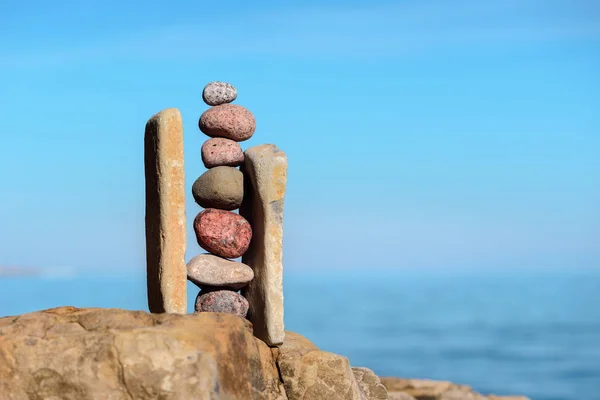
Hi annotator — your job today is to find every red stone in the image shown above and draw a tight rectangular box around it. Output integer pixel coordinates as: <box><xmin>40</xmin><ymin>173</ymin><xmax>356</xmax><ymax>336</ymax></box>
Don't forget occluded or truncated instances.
<box><xmin>198</xmin><ymin>104</ymin><xmax>256</xmax><ymax>142</ymax></box>
<box><xmin>193</xmin><ymin>209</ymin><xmax>252</xmax><ymax>258</ymax></box>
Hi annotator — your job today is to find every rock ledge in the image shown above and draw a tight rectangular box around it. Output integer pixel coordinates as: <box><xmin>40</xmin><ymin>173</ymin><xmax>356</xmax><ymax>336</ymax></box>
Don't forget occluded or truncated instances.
<box><xmin>0</xmin><ymin>307</ymin><xmax>530</xmax><ymax>400</ymax></box>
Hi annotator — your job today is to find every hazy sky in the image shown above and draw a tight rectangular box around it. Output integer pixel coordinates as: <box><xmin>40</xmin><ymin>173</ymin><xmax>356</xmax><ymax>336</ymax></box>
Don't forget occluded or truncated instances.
<box><xmin>1</xmin><ymin>0</ymin><xmax>598</xmax><ymax>273</ymax></box>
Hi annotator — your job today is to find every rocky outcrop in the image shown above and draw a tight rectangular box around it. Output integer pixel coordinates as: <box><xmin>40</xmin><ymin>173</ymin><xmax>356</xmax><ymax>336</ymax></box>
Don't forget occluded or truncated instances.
<box><xmin>0</xmin><ymin>307</ymin><xmax>530</xmax><ymax>400</ymax></box>
<box><xmin>0</xmin><ymin>307</ymin><xmax>285</xmax><ymax>400</ymax></box>
<box><xmin>353</xmin><ymin>368</ymin><xmax>389</xmax><ymax>400</ymax></box>
<box><xmin>380</xmin><ymin>378</ymin><xmax>530</xmax><ymax>400</ymax></box>
<box><xmin>276</xmin><ymin>332</ymin><xmax>368</xmax><ymax>400</ymax></box>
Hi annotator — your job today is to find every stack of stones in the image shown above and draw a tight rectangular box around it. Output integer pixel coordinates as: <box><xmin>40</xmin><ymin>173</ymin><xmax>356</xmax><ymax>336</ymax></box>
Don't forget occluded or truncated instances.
<box><xmin>187</xmin><ymin>82</ymin><xmax>256</xmax><ymax>318</ymax></box>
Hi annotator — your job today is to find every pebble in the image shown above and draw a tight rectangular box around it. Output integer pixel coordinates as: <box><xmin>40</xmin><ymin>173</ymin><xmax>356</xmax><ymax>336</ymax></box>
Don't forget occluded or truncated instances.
<box><xmin>195</xmin><ymin>290</ymin><xmax>249</xmax><ymax>317</ymax></box>
<box><xmin>201</xmin><ymin>138</ymin><xmax>244</xmax><ymax>168</ymax></box>
<box><xmin>202</xmin><ymin>82</ymin><xmax>237</xmax><ymax>106</ymax></box>
<box><xmin>187</xmin><ymin>254</ymin><xmax>254</xmax><ymax>290</ymax></box>
<box><xmin>192</xmin><ymin>166</ymin><xmax>243</xmax><ymax>210</ymax></box>
<box><xmin>193</xmin><ymin>209</ymin><xmax>252</xmax><ymax>259</ymax></box>
<box><xmin>199</xmin><ymin>104</ymin><xmax>256</xmax><ymax>142</ymax></box>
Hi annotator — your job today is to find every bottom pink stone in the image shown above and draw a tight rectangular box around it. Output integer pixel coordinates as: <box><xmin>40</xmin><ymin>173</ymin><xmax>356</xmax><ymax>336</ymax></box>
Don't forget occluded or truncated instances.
<box><xmin>194</xmin><ymin>290</ymin><xmax>249</xmax><ymax>317</ymax></box>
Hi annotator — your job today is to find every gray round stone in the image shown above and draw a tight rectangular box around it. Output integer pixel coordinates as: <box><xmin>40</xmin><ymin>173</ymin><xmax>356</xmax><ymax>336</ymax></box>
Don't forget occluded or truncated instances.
<box><xmin>195</xmin><ymin>289</ymin><xmax>249</xmax><ymax>317</ymax></box>
<box><xmin>187</xmin><ymin>254</ymin><xmax>254</xmax><ymax>290</ymax></box>
<box><xmin>202</xmin><ymin>82</ymin><xmax>237</xmax><ymax>106</ymax></box>
<box><xmin>192</xmin><ymin>166</ymin><xmax>243</xmax><ymax>210</ymax></box>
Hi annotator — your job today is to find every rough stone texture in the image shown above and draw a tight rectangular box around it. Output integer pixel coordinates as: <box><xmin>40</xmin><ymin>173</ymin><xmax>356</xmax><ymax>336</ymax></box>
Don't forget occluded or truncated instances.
<box><xmin>199</xmin><ymin>104</ymin><xmax>256</xmax><ymax>142</ymax></box>
<box><xmin>0</xmin><ymin>307</ymin><xmax>287</xmax><ymax>400</ymax></box>
<box><xmin>203</xmin><ymin>81</ymin><xmax>237</xmax><ymax>106</ymax></box>
<box><xmin>380</xmin><ymin>378</ymin><xmax>531</xmax><ymax>400</ymax></box>
<box><xmin>0</xmin><ymin>309</ymin><xmax>530</xmax><ymax>400</ymax></box>
<box><xmin>281</xmin><ymin>331</ymin><xmax>319</xmax><ymax>351</ymax></box>
<box><xmin>276</xmin><ymin>331</ymin><xmax>365</xmax><ymax>400</ymax></box>
<box><xmin>352</xmin><ymin>368</ymin><xmax>388</xmax><ymax>400</ymax></box>
<box><xmin>241</xmin><ymin>144</ymin><xmax>288</xmax><ymax>347</ymax></box>
<box><xmin>202</xmin><ymin>137</ymin><xmax>244</xmax><ymax>168</ymax></box>
<box><xmin>388</xmin><ymin>393</ymin><xmax>417</xmax><ymax>400</ymax></box>
<box><xmin>192</xmin><ymin>166</ymin><xmax>244</xmax><ymax>210</ymax></box>
<box><xmin>144</xmin><ymin>108</ymin><xmax>186</xmax><ymax>314</ymax></box>
<box><xmin>187</xmin><ymin>253</ymin><xmax>254</xmax><ymax>290</ymax></box>
<box><xmin>194</xmin><ymin>208</ymin><xmax>252</xmax><ymax>259</ymax></box>
<box><xmin>486</xmin><ymin>397</ymin><xmax>530</xmax><ymax>400</ymax></box>
<box><xmin>195</xmin><ymin>290</ymin><xmax>250</xmax><ymax>317</ymax></box>
<box><xmin>380</xmin><ymin>378</ymin><xmax>471</xmax><ymax>399</ymax></box>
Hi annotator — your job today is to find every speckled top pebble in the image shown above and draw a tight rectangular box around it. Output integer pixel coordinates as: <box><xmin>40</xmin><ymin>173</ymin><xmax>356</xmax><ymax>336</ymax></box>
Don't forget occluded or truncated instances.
<box><xmin>202</xmin><ymin>82</ymin><xmax>237</xmax><ymax>106</ymax></box>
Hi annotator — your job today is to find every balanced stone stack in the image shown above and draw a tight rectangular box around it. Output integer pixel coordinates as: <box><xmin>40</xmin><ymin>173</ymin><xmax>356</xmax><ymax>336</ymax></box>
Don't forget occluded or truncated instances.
<box><xmin>187</xmin><ymin>82</ymin><xmax>256</xmax><ymax>317</ymax></box>
<box><xmin>144</xmin><ymin>81</ymin><xmax>288</xmax><ymax>346</ymax></box>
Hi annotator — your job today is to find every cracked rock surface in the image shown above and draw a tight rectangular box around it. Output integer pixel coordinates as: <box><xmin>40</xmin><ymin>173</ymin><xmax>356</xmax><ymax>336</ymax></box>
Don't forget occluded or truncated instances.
<box><xmin>0</xmin><ymin>307</ymin><xmax>530</xmax><ymax>400</ymax></box>
<box><xmin>275</xmin><ymin>332</ymin><xmax>370</xmax><ymax>400</ymax></box>
<box><xmin>379</xmin><ymin>378</ymin><xmax>531</xmax><ymax>400</ymax></box>
<box><xmin>0</xmin><ymin>307</ymin><xmax>285</xmax><ymax>400</ymax></box>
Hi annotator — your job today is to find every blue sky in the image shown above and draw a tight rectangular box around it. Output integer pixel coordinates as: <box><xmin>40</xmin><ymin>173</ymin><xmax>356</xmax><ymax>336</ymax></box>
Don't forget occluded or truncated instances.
<box><xmin>0</xmin><ymin>0</ymin><xmax>598</xmax><ymax>273</ymax></box>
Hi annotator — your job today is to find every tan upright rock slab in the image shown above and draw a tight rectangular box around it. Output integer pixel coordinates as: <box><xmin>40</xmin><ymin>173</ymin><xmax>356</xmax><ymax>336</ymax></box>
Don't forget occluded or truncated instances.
<box><xmin>144</xmin><ymin>108</ymin><xmax>187</xmax><ymax>314</ymax></box>
<box><xmin>241</xmin><ymin>144</ymin><xmax>288</xmax><ymax>346</ymax></box>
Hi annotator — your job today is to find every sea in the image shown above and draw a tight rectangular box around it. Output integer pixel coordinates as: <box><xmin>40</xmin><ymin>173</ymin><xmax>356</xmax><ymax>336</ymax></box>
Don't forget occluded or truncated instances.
<box><xmin>1</xmin><ymin>268</ymin><xmax>598</xmax><ymax>400</ymax></box>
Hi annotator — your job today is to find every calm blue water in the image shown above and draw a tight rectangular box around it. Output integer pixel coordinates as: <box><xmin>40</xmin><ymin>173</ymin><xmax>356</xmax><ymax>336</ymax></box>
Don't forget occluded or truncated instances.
<box><xmin>1</xmin><ymin>269</ymin><xmax>598</xmax><ymax>400</ymax></box>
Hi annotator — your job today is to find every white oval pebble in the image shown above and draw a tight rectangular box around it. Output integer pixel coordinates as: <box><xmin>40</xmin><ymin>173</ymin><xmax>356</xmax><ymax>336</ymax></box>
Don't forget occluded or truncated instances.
<box><xmin>202</xmin><ymin>82</ymin><xmax>237</xmax><ymax>106</ymax></box>
<box><xmin>187</xmin><ymin>253</ymin><xmax>254</xmax><ymax>290</ymax></box>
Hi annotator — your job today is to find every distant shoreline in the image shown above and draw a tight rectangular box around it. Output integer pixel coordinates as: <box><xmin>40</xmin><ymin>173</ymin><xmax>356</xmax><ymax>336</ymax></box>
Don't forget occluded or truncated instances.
<box><xmin>0</xmin><ymin>267</ymin><xmax>41</xmax><ymax>277</ymax></box>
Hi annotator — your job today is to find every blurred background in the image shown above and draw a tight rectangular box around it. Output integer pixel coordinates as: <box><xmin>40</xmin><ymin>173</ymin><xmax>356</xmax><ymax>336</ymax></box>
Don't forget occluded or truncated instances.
<box><xmin>1</xmin><ymin>1</ymin><xmax>598</xmax><ymax>399</ymax></box>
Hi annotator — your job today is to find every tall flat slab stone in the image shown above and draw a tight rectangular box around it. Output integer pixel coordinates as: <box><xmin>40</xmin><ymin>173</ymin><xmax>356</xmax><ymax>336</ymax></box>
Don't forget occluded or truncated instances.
<box><xmin>241</xmin><ymin>144</ymin><xmax>287</xmax><ymax>346</ymax></box>
<box><xmin>144</xmin><ymin>108</ymin><xmax>187</xmax><ymax>314</ymax></box>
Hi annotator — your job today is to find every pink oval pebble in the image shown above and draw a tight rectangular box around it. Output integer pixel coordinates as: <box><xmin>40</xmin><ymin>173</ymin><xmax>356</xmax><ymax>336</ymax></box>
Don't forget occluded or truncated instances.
<box><xmin>199</xmin><ymin>104</ymin><xmax>256</xmax><ymax>142</ymax></box>
<box><xmin>195</xmin><ymin>290</ymin><xmax>249</xmax><ymax>317</ymax></box>
<box><xmin>201</xmin><ymin>138</ymin><xmax>244</xmax><ymax>168</ymax></box>
<box><xmin>193</xmin><ymin>209</ymin><xmax>252</xmax><ymax>259</ymax></box>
